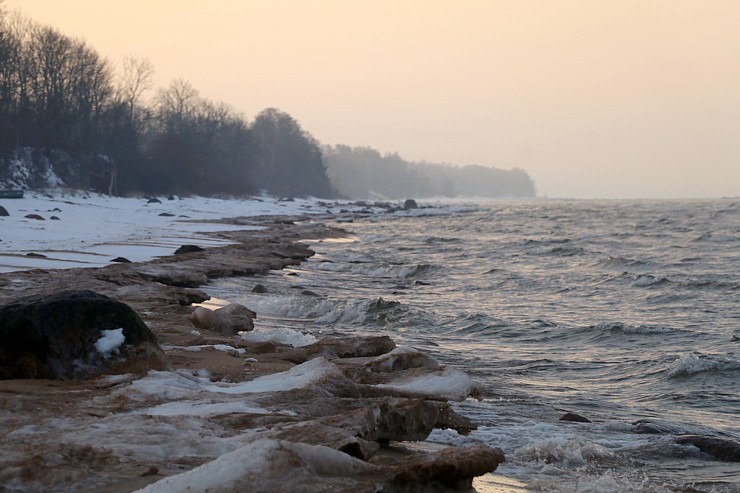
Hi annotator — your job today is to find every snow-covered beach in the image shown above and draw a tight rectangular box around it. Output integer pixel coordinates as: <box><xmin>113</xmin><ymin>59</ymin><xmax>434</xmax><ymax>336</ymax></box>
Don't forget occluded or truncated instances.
<box><xmin>0</xmin><ymin>192</ymin><xmax>503</xmax><ymax>492</ymax></box>
<box><xmin>0</xmin><ymin>192</ymin><xmax>334</xmax><ymax>272</ymax></box>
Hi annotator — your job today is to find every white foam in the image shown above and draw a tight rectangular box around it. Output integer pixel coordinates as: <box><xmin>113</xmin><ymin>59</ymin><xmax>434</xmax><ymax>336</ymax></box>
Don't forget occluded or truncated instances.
<box><xmin>667</xmin><ymin>352</ymin><xmax>740</xmax><ymax>378</ymax></box>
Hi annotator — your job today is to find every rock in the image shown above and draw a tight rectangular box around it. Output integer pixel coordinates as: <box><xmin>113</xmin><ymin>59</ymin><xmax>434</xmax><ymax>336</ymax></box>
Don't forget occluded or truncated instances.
<box><xmin>24</xmin><ymin>213</ymin><xmax>45</xmax><ymax>220</ymax></box>
<box><xmin>174</xmin><ymin>244</ymin><xmax>205</xmax><ymax>255</ymax></box>
<box><xmin>403</xmin><ymin>199</ymin><xmax>418</xmax><ymax>210</ymax></box>
<box><xmin>559</xmin><ymin>412</ymin><xmax>592</xmax><ymax>423</ymax></box>
<box><xmin>252</xmin><ymin>284</ymin><xmax>268</xmax><ymax>293</ymax></box>
<box><xmin>134</xmin><ymin>438</ymin><xmax>504</xmax><ymax>493</ymax></box>
<box><xmin>367</xmin><ymin>346</ymin><xmax>440</xmax><ymax>373</ymax></box>
<box><xmin>25</xmin><ymin>252</ymin><xmax>47</xmax><ymax>258</ymax></box>
<box><xmin>0</xmin><ymin>205</ymin><xmax>9</xmax><ymax>216</ymax></box>
<box><xmin>158</xmin><ymin>212</ymin><xmax>175</xmax><ymax>217</ymax></box>
<box><xmin>50</xmin><ymin>215</ymin><xmax>60</xmax><ymax>220</ymax></box>
<box><xmin>676</xmin><ymin>435</ymin><xmax>740</xmax><ymax>462</ymax></box>
<box><xmin>390</xmin><ymin>443</ymin><xmax>505</xmax><ymax>490</ymax></box>
<box><xmin>187</xmin><ymin>303</ymin><xmax>256</xmax><ymax>335</ymax></box>
<box><xmin>146</xmin><ymin>197</ymin><xmax>161</xmax><ymax>204</ymax></box>
<box><xmin>277</xmin><ymin>336</ymin><xmax>397</xmax><ymax>364</ymax></box>
<box><xmin>0</xmin><ymin>290</ymin><xmax>169</xmax><ymax>379</ymax></box>
<box><xmin>111</xmin><ymin>256</ymin><xmax>132</xmax><ymax>263</ymax></box>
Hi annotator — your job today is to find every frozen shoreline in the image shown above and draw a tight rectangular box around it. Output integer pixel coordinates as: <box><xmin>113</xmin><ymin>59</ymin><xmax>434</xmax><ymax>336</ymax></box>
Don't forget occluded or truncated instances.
<box><xmin>0</xmin><ymin>193</ymin><xmax>506</xmax><ymax>492</ymax></box>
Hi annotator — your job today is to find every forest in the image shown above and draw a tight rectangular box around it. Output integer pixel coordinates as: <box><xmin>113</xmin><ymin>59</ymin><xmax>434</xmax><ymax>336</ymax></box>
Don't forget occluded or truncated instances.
<box><xmin>0</xmin><ymin>4</ymin><xmax>535</xmax><ymax>199</ymax></box>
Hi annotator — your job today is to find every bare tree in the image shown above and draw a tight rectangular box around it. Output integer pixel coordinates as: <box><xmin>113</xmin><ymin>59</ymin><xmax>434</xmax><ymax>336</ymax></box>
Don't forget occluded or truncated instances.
<box><xmin>116</xmin><ymin>55</ymin><xmax>153</xmax><ymax>121</ymax></box>
<box><xmin>154</xmin><ymin>79</ymin><xmax>199</xmax><ymax>134</ymax></box>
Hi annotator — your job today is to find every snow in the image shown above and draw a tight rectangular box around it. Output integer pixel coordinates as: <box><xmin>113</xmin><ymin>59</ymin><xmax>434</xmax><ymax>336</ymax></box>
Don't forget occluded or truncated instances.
<box><xmin>94</xmin><ymin>328</ymin><xmax>125</xmax><ymax>356</ymax></box>
<box><xmin>0</xmin><ymin>192</ymin><xmax>329</xmax><ymax>273</ymax></box>
<box><xmin>0</xmin><ymin>191</ymin><xmax>479</xmax><ymax>273</ymax></box>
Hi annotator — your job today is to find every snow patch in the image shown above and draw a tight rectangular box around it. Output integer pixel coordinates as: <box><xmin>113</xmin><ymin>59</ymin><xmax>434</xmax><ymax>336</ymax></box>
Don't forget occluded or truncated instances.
<box><xmin>95</xmin><ymin>328</ymin><xmax>125</xmax><ymax>356</ymax></box>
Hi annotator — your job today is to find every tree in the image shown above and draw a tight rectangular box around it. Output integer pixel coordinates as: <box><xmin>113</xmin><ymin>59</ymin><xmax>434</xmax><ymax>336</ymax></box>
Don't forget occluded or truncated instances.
<box><xmin>116</xmin><ymin>55</ymin><xmax>153</xmax><ymax>122</ymax></box>
<box><xmin>251</xmin><ymin>108</ymin><xmax>333</xmax><ymax>197</ymax></box>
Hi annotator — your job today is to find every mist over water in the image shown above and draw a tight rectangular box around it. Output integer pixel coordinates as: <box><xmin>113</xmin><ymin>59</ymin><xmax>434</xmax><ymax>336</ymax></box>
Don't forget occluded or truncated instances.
<box><xmin>209</xmin><ymin>199</ymin><xmax>740</xmax><ymax>492</ymax></box>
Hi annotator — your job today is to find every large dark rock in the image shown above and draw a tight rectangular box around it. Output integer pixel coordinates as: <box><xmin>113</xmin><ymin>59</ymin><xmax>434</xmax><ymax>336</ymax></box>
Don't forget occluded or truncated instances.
<box><xmin>0</xmin><ymin>290</ymin><xmax>169</xmax><ymax>379</ymax></box>
<box><xmin>0</xmin><ymin>205</ymin><xmax>9</xmax><ymax>216</ymax></box>
<box><xmin>390</xmin><ymin>443</ymin><xmax>505</xmax><ymax>490</ymax></box>
<box><xmin>403</xmin><ymin>199</ymin><xmax>418</xmax><ymax>210</ymax></box>
<box><xmin>559</xmin><ymin>412</ymin><xmax>592</xmax><ymax>423</ymax></box>
<box><xmin>676</xmin><ymin>435</ymin><xmax>740</xmax><ymax>462</ymax></box>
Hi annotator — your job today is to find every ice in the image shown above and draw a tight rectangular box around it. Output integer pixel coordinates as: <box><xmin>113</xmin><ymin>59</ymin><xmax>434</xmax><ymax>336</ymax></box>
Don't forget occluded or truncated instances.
<box><xmin>375</xmin><ymin>366</ymin><xmax>479</xmax><ymax>401</ymax></box>
<box><xmin>240</xmin><ymin>326</ymin><xmax>318</xmax><ymax>347</ymax></box>
<box><xmin>133</xmin><ymin>438</ymin><xmax>376</xmax><ymax>493</ymax></box>
<box><xmin>135</xmin><ymin>400</ymin><xmax>269</xmax><ymax>417</ymax></box>
<box><xmin>127</xmin><ymin>357</ymin><xmax>340</xmax><ymax>399</ymax></box>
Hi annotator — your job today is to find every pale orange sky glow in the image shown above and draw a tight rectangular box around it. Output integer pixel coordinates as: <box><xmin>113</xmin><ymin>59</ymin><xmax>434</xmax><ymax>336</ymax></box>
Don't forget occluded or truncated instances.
<box><xmin>5</xmin><ymin>0</ymin><xmax>740</xmax><ymax>198</ymax></box>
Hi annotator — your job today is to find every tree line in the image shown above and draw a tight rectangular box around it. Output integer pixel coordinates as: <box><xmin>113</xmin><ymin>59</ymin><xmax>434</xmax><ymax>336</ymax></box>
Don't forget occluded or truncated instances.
<box><xmin>0</xmin><ymin>6</ymin><xmax>333</xmax><ymax>197</ymax></box>
<box><xmin>324</xmin><ymin>145</ymin><xmax>535</xmax><ymax>199</ymax></box>
<box><xmin>0</xmin><ymin>4</ymin><xmax>535</xmax><ymax>199</ymax></box>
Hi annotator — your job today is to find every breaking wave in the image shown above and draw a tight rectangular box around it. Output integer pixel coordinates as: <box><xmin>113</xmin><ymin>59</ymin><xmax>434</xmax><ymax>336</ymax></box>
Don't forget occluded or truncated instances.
<box><xmin>666</xmin><ymin>352</ymin><xmax>740</xmax><ymax>379</ymax></box>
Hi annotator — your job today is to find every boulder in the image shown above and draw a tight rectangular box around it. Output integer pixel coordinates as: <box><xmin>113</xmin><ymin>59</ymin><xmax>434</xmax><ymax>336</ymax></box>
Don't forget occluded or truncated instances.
<box><xmin>174</xmin><ymin>244</ymin><xmax>205</xmax><ymax>255</ymax></box>
<box><xmin>24</xmin><ymin>213</ymin><xmax>45</xmax><ymax>220</ymax></box>
<box><xmin>559</xmin><ymin>412</ymin><xmax>592</xmax><ymax>423</ymax></box>
<box><xmin>403</xmin><ymin>199</ymin><xmax>418</xmax><ymax>210</ymax></box>
<box><xmin>0</xmin><ymin>290</ymin><xmax>168</xmax><ymax>380</ymax></box>
<box><xmin>187</xmin><ymin>303</ymin><xmax>256</xmax><ymax>335</ymax></box>
<box><xmin>367</xmin><ymin>346</ymin><xmax>440</xmax><ymax>373</ymax></box>
<box><xmin>252</xmin><ymin>284</ymin><xmax>268</xmax><ymax>293</ymax></box>
<box><xmin>676</xmin><ymin>435</ymin><xmax>740</xmax><ymax>462</ymax></box>
<box><xmin>390</xmin><ymin>443</ymin><xmax>505</xmax><ymax>490</ymax></box>
<box><xmin>0</xmin><ymin>205</ymin><xmax>9</xmax><ymax>216</ymax></box>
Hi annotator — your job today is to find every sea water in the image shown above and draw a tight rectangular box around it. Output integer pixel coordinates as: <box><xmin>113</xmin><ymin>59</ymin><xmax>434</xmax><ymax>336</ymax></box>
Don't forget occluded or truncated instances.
<box><xmin>209</xmin><ymin>199</ymin><xmax>739</xmax><ymax>492</ymax></box>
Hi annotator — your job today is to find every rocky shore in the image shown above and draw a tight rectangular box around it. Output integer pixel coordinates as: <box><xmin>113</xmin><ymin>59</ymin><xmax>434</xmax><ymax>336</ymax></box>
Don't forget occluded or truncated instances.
<box><xmin>0</xmin><ymin>214</ymin><xmax>505</xmax><ymax>492</ymax></box>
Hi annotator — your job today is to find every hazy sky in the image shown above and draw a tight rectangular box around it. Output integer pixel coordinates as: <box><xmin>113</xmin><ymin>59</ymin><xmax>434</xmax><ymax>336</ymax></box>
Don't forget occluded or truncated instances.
<box><xmin>6</xmin><ymin>0</ymin><xmax>740</xmax><ymax>198</ymax></box>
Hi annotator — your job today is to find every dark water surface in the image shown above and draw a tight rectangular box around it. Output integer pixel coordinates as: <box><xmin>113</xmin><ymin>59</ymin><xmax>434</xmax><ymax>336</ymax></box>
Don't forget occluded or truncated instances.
<box><xmin>211</xmin><ymin>199</ymin><xmax>739</xmax><ymax>492</ymax></box>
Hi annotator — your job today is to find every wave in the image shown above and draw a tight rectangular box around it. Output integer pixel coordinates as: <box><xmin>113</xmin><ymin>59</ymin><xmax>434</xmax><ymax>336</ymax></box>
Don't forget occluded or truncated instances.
<box><xmin>666</xmin><ymin>352</ymin><xmax>740</xmax><ymax>379</ymax></box>
<box><xmin>310</xmin><ymin>297</ymin><xmax>411</xmax><ymax>326</ymax></box>
<box><xmin>631</xmin><ymin>274</ymin><xmax>672</xmax><ymax>287</ymax></box>
<box><xmin>311</xmin><ymin>260</ymin><xmax>434</xmax><ymax>279</ymax></box>
<box><xmin>448</xmin><ymin>313</ymin><xmax>512</xmax><ymax>336</ymax></box>
<box><xmin>590</xmin><ymin>322</ymin><xmax>684</xmax><ymax>336</ymax></box>
<box><xmin>595</xmin><ymin>255</ymin><xmax>652</xmax><ymax>270</ymax></box>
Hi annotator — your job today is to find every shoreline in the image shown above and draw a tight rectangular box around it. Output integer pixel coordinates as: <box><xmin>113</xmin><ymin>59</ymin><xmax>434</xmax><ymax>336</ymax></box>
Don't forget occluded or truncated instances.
<box><xmin>0</xmin><ymin>210</ymin><xmax>506</xmax><ymax>492</ymax></box>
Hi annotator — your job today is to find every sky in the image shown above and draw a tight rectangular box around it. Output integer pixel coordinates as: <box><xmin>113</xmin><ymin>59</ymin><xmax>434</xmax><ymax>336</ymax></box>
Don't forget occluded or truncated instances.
<box><xmin>5</xmin><ymin>0</ymin><xmax>740</xmax><ymax>199</ymax></box>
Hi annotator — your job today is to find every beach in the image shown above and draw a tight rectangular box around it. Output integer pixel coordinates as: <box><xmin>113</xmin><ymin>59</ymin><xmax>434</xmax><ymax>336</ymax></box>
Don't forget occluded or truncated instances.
<box><xmin>0</xmin><ymin>193</ymin><xmax>503</xmax><ymax>492</ymax></box>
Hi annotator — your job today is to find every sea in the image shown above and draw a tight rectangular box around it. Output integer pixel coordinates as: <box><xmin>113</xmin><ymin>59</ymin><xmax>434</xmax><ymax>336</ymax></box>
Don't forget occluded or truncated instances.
<box><xmin>208</xmin><ymin>198</ymin><xmax>739</xmax><ymax>493</ymax></box>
